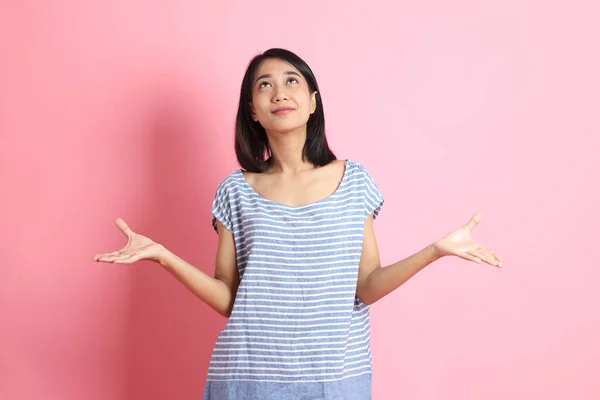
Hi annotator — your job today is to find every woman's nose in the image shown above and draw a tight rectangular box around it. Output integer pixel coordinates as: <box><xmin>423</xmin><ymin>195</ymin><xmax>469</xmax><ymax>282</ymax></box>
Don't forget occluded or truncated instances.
<box><xmin>272</xmin><ymin>86</ymin><xmax>288</xmax><ymax>102</ymax></box>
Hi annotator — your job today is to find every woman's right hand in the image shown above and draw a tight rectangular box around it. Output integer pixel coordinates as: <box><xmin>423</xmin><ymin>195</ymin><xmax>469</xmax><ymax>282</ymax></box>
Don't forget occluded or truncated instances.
<box><xmin>93</xmin><ymin>218</ymin><xmax>166</xmax><ymax>264</ymax></box>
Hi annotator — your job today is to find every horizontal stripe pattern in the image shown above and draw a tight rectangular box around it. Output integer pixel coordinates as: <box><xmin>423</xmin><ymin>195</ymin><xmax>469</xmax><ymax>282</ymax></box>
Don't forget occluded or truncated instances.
<box><xmin>204</xmin><ymin>159</ymin><xmax>384</xmax><ymax>399</ymax></box>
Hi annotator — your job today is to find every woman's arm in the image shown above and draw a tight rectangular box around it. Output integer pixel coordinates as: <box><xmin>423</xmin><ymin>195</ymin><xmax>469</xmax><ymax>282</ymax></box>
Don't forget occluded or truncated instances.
<box><xmin>159</xmin><ymin>219</ymin><xmax>239</xmax><ymax>317</ymax></box>
<box><xmin>93</xmin><ymin>217</ymin><xmax>239</xmax><ymax>318</ymax></box>
<box><xmin>356</xmin><ymin>214</ymin><xmax>439</xmax><ymax>305</ymax></box>
<box><xmin>356</xmin><ymin>212</ymin><xmax>502</xmax><ymax>305</ymax></box>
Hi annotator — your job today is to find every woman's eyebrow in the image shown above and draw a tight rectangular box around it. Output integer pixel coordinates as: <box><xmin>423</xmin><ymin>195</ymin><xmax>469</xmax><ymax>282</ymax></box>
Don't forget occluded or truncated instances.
<box><xmin>254</xmin><ymin>71</ymin><xmax>301</xmax><ymax>84</ymax></box>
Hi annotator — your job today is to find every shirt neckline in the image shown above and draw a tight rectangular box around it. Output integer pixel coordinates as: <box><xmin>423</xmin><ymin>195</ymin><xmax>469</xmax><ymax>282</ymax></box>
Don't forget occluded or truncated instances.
<box><xmin>237</xmin><ymin>159</ymin><xmax>351</xmax><ymax>210</ymax></box>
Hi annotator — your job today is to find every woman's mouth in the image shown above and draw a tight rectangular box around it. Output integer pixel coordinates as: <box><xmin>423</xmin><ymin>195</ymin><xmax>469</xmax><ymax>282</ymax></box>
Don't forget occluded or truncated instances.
<box><xmin>272</xmin><ymin>107</ymin><xmax>294</xmax><ymax>115</ymax></box>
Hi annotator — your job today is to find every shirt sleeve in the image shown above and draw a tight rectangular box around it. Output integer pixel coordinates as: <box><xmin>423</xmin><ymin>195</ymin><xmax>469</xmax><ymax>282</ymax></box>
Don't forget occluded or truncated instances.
<box><xmin>211</xmin><ymin>177</ymin><xmax>234</xmax><ymax>234</ymax></box>
<box><xmin>361</xmin><ymin>164</ymin><xmax>385</xmax><ymax>220</ymax></box>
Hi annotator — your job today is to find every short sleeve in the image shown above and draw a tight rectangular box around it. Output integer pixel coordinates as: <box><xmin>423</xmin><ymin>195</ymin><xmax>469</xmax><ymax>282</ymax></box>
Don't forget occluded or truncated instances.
<box><xmin>361</xmin><ymin>164</ymin><xmax>385</xmax><ymax>220</ymax></box>
<box><xmin>211</xmin><ymin>177</ymin><xmax>234</xmax><ymax>234</ymax></box>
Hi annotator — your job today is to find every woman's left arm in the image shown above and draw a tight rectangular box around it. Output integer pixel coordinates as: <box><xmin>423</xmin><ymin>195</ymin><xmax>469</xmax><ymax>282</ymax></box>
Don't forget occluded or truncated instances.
<box><xmin>356</xmin><ymin>211</ymin><xmax>502</xmax><ymax>305</ymax></box>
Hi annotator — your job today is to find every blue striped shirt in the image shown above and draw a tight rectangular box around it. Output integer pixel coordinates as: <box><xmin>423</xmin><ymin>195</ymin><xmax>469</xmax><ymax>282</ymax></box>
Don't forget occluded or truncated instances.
<box><xmin>203</xmin><ymin>159</ymin><xmax>384</xmax><ymax>400</ymax></box>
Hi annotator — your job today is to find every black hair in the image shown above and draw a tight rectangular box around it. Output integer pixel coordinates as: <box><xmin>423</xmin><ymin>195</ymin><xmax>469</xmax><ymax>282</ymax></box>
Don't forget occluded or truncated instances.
<box><xmin>234</xmin><ymin>48</ymin><xmax>336</xmax><ymax>172</ymax></box>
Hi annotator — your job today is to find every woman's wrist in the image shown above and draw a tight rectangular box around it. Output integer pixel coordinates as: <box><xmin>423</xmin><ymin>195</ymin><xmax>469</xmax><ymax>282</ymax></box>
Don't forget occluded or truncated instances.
<box><xmin>428</xmin><ymin>242</ymin><xmax>445</xmax><ymax>261</ymax></box>
<box><xmin>156</xmin><ymin>245</ymin><xmax>171</xmax><ymax>267</ymax></box>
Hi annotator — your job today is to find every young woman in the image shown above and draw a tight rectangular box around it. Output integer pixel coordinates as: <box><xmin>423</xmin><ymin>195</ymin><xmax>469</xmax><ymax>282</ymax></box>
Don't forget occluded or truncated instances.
<box><xmin>93</xmin><ymin>48</ymin><xmax>502</xmax><ymax>399</ymax></box>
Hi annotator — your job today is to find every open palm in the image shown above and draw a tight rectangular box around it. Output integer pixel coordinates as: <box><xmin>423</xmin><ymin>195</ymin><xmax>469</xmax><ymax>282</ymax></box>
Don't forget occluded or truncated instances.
<box><xmin>433</xmin><ymin>211</ymin><xmax>503</xmax><ymax>268</ymax></box>
<box><xmin>92</xmin><ymin>218</ymin><xmax>165</xmax><ymax>264</ymax></box>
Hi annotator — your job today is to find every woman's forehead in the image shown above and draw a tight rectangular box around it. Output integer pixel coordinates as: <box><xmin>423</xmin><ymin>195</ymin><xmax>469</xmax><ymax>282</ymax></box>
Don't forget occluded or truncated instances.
<box><xmin>255</xmin><ymin>58</ymin><xmax>300</xmax><ymax>77</ymax></box>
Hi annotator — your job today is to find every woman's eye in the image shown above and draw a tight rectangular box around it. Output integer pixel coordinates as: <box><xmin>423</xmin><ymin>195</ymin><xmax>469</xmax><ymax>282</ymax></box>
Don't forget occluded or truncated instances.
<box><xmin>258</xmin><ymin>78</ymin><xmax>297</xmax><ymax>89</ymax></box>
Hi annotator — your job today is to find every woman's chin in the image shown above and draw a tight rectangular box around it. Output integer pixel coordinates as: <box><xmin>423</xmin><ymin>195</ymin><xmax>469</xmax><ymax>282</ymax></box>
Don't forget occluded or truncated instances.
<box><xmin>264</xmin><ymin>125</ymin><xmax>302</xmax><ymax>135</ymax></box>
<box><xmin>263</xmin><ymin>118</ymin><xmax>309</xmax><ymax>135</ymax></box>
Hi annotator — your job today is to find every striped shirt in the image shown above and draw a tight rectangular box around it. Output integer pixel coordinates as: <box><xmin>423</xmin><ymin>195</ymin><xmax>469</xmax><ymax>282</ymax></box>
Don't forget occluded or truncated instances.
<box><xmin>203</xmin><ymin>159</ymin><xmax>384</xmax><ymax>400</ymax></box>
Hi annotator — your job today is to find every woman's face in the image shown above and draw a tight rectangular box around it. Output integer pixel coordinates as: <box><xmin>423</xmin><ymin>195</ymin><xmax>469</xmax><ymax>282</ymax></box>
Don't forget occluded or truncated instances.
<box><xmin>250</xmin><ymin>58</ymin><xmax>317</xmax><ymax>134</ymax></box>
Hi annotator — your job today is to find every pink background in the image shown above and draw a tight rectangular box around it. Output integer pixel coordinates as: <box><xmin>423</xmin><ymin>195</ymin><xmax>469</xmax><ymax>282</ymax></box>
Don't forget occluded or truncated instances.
<box><xmin>2</xmin><ymin>0</ymin><xmax>599</xmax><ymax>399</ymax></box>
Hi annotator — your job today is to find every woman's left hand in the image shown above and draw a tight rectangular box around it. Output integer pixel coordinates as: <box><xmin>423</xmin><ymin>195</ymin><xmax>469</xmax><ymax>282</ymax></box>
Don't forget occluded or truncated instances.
<box><xmin>432</xmin><ymin>211</ymin><xmax>503</xmax><ymax>268</ymax></box>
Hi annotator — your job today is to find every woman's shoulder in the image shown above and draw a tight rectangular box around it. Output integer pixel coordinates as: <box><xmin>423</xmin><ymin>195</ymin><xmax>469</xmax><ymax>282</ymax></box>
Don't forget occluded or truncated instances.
<box><xmin>213</xmin><ymin>168</ymin><xmax>244</xmax><ymax>194</ymax></box>
<box><xmin>345</xmin><ymin>159</ymin><xmax>383</xmax><ymax>191</ymax></box>
<box><xmin>345</xmin><ymin>158</ymin><xmax>371</xmax><ymax>176</ymax></box>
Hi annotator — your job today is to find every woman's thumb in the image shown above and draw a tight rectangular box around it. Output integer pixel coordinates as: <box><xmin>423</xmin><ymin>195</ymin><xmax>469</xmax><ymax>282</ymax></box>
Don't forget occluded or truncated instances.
<box><xmin>115</xmin><ymin>218</ymin><xmax>133</xmax><ymax>238</ymax></box>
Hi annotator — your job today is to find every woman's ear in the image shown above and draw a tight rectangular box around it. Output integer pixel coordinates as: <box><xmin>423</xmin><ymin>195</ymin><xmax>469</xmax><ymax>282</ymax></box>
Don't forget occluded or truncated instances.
<box><xmin>310</xmin><ymin>91</ymin><xmax>317</xmax><ymax>114</ymax></box>
<box><xmin>249</xmin><ymin>103</ymin><xmax>258</xmax><ymax>121</ymax></box>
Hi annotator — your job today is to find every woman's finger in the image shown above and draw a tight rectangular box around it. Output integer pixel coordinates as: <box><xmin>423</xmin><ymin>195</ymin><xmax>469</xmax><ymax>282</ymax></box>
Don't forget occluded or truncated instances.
<box><xmin>487</xmin><ymin>248</ymin><xmax>503</xmax><ymax>264</ymax></box>
<box><xmin>471</xmin><ymin>248</ymin><xmax>500</xmax><ymax>267</ymax></box>
<box><xmin>97</xmin><ymin>250</ymin><xmax>131</xmax><ymax>263</ymax></box>
<box><xmin>116</xmin><ymin>218</ymin><xmax>134</xmax><ymax>239</ymax></box>
<box><xmin>464</xmin><ymin>211</ymin><xmax>483</xmax><ymax>231</ymax></box>
<box><xmin>462</xmin><ymin>252</ymin><xmax>482</xmax><ymax>264</ymax></box>
<box><xmin>93</xmin><ymin>253</ymin><xmax>114</xmax><ymax>262</ymax></box>
<box><xmin>93</xmin><ymin>249</ymin><xmax>124</xmax><ymax>262</ymax></box>
<box><xmin>114</xmin><ymin>252</ymin><xmax>141</xmax><ymax>264</ymax></box>
<box><xmin>476</xmin><ymin>245</ymin><xmax>503</xmax><ymax>267</ymax></box>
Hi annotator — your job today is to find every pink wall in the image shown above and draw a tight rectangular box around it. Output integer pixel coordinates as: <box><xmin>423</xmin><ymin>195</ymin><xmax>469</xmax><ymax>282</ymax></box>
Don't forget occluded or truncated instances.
<box><xmin>2</xmin><ymin>0</ymin><xmax>599</xmax><ymax>399</ymax></box>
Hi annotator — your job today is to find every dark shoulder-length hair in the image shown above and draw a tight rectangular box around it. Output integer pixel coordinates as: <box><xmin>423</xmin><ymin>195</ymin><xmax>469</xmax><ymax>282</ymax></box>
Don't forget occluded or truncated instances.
<box><xmin>234</xmin><ymin>48</ymin><xmax>336</xmax><ymax>173</ymax></box>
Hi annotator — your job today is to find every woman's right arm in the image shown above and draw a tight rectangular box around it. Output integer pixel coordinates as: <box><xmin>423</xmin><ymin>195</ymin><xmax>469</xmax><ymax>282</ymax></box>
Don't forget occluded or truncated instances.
<box><xmin>159</xmin><ymin>218</ymin><xmax>239</xmax><ymax>318</ymax></box>
<box><xmin>94</xmin><ymin>217</ymin><xmax>239</xmax><ymax>317</ymax></box>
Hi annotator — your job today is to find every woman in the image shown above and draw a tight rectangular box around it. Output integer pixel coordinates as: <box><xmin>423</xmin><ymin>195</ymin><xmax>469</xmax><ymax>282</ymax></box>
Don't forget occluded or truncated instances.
<box><xmin>93</xmin><ymin>48</ymin><xmax>502</xmax><ymax>399</ymax></box>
